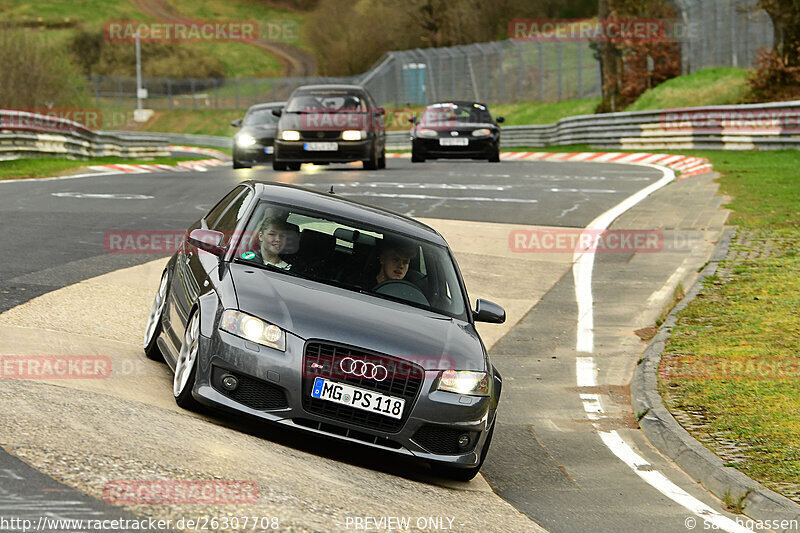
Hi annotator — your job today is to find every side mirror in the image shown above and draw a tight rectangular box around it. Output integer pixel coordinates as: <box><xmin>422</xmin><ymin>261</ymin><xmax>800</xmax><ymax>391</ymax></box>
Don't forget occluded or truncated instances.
<box><xmin>188</xmin><ymin>229</ymin><xmax>225</xmax><ymax>256</ymax></box>
<box><xmin>231</xmin><ymin>119</ymin><xmax>242</xmax><ymax>128</ymax></box>
<box><xmin>271</xmin><ymin>108</ymin><xmax>283</xmax><ymax>117</ymax></box>
<box><xmin>496</xmin><ymin>116</ymin><xmax>505</xmax><ymax>124</ymax></box>
<box><xmin>473</xmin><ymin>299</ymin><xmax>505</xmax><ymax>324</ymax></box>
<box><xmin>408</xmin><ymin>116</ymin><xmax>417</xmax><ymax>124</ymax></box>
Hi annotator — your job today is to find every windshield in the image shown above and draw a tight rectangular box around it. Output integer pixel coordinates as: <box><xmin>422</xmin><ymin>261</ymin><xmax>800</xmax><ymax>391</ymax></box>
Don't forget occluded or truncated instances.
<box><xmin>286</xmin><ymin>91</ymin><xmax>367</xmax><ymax>113</ymax></box>
<box><xmin>421</xmin><ymin>103</ymin><xmax>493</xmax><ymax>125</ymax></box>
<box><xmin>233</xmin><ymin>200</ymin><xmax>468</xmax><ymax>320</ymax></box>
<box><xmin>243</xmin><ymin>109</ymin><xmax>280</xmax><ymax>126</ymax></box>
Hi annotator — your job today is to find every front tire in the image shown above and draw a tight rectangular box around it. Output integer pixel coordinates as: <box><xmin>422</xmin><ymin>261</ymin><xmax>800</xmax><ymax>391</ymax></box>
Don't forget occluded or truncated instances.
<box><xmin>287</xmin><ymin>162</ymin><xmax>302</xmax><ymax>171</ymax></box>
<box><xmin>363</xmin><ymin>142</ymin><xmax>379</xmax><ymax>170</ymax></box>
<box><xmin>272</xmin><ymin>160</ymin><xmax>287</xmax><ymax>171</ymax></box>
<box><xmin>173</xmin><ymin>311</ymin><xmax>201</xmax><ymax>411</ymax></box>
<box><xmin>232</xmin><ymin>159</ymin><xmax>251</xmax><ymax>169</ymax></box>
<box><xmin>143</xmin><ymin>270</ymin><xmax>169</xmax><ymax>362</ymax></box>
<box><xmin>378</xmin><ymin>147</ymin><xmax>386</xmax><ymax>169</ymax></box>
<box><xmin>411</xmin><ymin>149</ymin><xmax>425</xmax><ymax>163</ymax></box>
<box><xmin>488</xmin><ymin>150</ymin><xmax>500</xmax><ymax>163</ymax></box>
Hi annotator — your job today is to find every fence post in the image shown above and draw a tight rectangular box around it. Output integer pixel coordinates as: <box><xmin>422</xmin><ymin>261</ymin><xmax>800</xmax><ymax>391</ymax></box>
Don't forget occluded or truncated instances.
<box><xmin>538</xmin><ymin>42</ymin><xmax>544</xmax><ymax>102</ymax></box>
<box><xmin>557</xmin><ymin>41</ymin><xmax>563</xmax><ymax>102</ymax></box>
<box><xmin>167</xmin><ymin>79</ymin><xmax>173</xmax><ymax>110</ymax></box>
<box><xmin>576</xmin><ymin>43</ymin><xmax>582</xmax><ymax>99</ymax></box>
<box><xmin>511</xmin><ymin>40</ymin><xmax>523</xmax><ymax>103</ymax></box>
<box><xmin>191</xmin><ymin>78</ymin><xmax>197</xmax><ymax>110</ymax></box>
<box><xmin>495</xmin><ymin>42</ymin><xmax>504</xmax><ymax>104</ymax></box>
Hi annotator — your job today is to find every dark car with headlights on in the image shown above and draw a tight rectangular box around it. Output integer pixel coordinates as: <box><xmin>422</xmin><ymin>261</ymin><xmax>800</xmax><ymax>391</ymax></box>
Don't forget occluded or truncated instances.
<box><xmin>410</xmin><ymin>101</ymin><xmax>504</xmax><ymax>163</ymax></box>
<box><xmin>143</xmin><ymin>181</ymin><xmax>505</xmax><ymax>480</ymax></box>
<box><xmin>231</xmin><ymin>102</ymin><xmax>284</xmax><ymax>169</ymax></box>
<box><xmin>272</xmin><ymin>84</ymin><xmax>386</xmax><ymax>171</ymax></box>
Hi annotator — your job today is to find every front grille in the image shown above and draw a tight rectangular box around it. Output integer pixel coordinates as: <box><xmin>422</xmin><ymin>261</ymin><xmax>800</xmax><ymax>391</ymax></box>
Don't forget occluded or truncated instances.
<box><xmin>211</xmin><ymin>366</ymin><xmax>288</xmax><ymax>411</ymax></box>
<box><xmin>412</xmin><ymin>424</ymin><xmax>478</xmax><ymax>455</ymax></box>
<box><xmin>299</xmin><ymin>130</ymin><xmax>341</xmax><ymax>140</ymax></box>
<box><xmin>302</xmin><ymin>341</ymin><xmax>424</xmax><ymax>433</ymax></box>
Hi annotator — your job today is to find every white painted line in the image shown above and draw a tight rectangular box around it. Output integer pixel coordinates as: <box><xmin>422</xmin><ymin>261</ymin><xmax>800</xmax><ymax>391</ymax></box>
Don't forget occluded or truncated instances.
<box><xmin>572</xmin><ymin>164</ymin><xmax>675</xmax><ymax>353</ymax></box>
<box><xmin>576</xmin><ymin>357</ymin><xmax>597</xmax><ymax>387</ymax></box>
<box><xmin>0</xmin><ymin>170</ymin><xmax>120</xmax><ymax>184</ymax></box>
<box><xmin>599</xmin><ymin>431</ymin><xmax>753</xmax><ymax>533</ymax></box>
<box><xmin>548</xmin><ymin>188</ymin><xmax>618</xmax><ymax>194</ymax></box>
<box><xmin>645</xmin><ymin>256</ymin><xmax>694</xmax><ymax>309</ymax></box>
<box><xmin>305</xmin><ymin>182</ymin><xmax>512</xmax><ymax>191</ymax></box>
<box><xmin>341</xmin><ymin>192</ymin><xmax>538</xmax><ymax>203</ymax></box>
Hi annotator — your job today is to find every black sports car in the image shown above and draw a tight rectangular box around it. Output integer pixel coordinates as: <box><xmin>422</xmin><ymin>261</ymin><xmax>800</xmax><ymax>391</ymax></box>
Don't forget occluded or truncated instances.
<box><xmin>272</xmin><ymin>84</ymin><xmax>386</xmax><ymax>171</ymax></box>
<box><xmin>231</xmin><ymin>102</ymin><xmax>284</xmax><ymax>169</ymax></box>
<box><xmin>143</xmin><ymin>182</ymin><xmax>505</xmax><ymax>480</ymax></box>
<box><xmin>410</xmin><ymin>101</ymin><xmax>504</xmax><ymax>163</ymax></box>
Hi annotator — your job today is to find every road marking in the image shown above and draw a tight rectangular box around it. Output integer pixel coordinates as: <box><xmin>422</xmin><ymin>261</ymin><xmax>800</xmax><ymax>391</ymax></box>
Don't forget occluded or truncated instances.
<box><xmin>303</xmin><ymin>182</ymin><xmax>512</xmax><ymax>190</ymax></box>
<box><xmin>572</xmin><ymin>163</ymin><xmax>675</xmax><ymax>353</ymax></box>
<box><xmin>51</xmin><ymin>192</ymin><xmax>154</xmax><ymax>200</ymax></box>
<box><xmin>548</xmin><ymin>188</ymin><xmax>618</xmax><ymax>193</ymax></box>
<box><xmin>339</xmin><ymin>192</ymin><xmax>538</xmax><ymax>203</ymax></box>
<box><xmin>572</xmin><ymin>165</ymin><xmax>754</xmax><ymax>532</ymax></box>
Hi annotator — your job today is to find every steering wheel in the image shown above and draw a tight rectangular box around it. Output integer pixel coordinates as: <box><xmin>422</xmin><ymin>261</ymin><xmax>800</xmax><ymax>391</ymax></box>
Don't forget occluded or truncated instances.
<box><xmin>373</xmin><ymin>280</ymin><xmax>430</xmax><ymax>307</ymax></box>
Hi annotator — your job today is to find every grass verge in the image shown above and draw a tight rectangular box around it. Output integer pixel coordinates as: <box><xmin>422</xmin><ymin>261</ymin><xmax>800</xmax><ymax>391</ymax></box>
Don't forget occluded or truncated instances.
<box><xmin>0</xmin><ymin>156</ymin><xmax>208</xmax><ymax>180</ymax></box>
<box><xmin>656</xmin><ymin>149</ymin><xmax>800</xmax><ymax>500</ymax></box>
<box><xmin>625</xmin><ymin>68</ymin><xmax>751</xmax><ymax>111</ymax></box>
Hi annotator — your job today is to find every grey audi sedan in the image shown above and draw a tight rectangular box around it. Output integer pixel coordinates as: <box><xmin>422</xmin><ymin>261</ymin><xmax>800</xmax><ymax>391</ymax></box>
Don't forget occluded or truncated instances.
<box><xmin>143</xmin><ymin>181</ymin><xmax>505</xmax><ymax>480</ymax></box>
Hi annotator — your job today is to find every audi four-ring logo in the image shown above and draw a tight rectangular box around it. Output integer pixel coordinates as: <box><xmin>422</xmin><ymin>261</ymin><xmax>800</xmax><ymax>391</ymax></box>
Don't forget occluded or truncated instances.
<box><xmin>339</xmin><ymin>357</ymin><xmax>388</xmax><ymax>381</ymax></box>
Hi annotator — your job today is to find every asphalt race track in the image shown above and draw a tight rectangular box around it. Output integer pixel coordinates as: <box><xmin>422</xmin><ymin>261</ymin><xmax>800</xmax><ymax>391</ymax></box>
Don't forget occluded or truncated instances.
<box><xmin>0</xmin><ymin>158</ymin><xmax>735</xmax><ymax>532</ymax></box>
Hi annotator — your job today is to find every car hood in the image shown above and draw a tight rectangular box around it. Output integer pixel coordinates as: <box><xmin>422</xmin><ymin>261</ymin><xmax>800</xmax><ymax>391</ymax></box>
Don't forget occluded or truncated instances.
<box><xmin>279</xmin><ymin>112</ymin><xmax>377</xmax><ymax>132</ymax></box>
<box><xmin>229</xmin><ymin>263</ymin><xmax>485</xmax><ymax>371</ymax></box>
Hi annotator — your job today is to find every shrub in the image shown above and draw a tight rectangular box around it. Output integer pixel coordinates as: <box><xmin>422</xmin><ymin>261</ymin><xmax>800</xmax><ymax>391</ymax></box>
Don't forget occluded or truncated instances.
<box><xmin>0</xmin><ymin>26</ymin><xmax>91</xmax><ymax>108</ymax></box>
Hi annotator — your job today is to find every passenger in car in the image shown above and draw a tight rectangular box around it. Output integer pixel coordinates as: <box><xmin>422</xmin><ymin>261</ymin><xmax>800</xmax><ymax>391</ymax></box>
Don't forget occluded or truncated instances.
<box><xmin>254</xmin><ymin>216</ymin><xmax>292</xmax><ymax>270</ymax></box>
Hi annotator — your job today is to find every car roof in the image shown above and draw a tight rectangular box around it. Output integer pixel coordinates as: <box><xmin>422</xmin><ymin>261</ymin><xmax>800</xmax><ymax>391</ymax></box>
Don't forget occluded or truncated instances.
<box><xmin>247</xmin><ymin>102</ymin><xmax>285</xmax><ymax>111</ymax></box>
<box><xmin>426</xmin><ymin>100</ymin><xmax>489</xmax><ymax>109</ymax></box>
<box><xmin>246</xmin><ymin>181</ymin><xmax>447</xmax><ymax>245</ymax></box>
<box><xmin>292</xmin><ymin>84</ymin><xmax>367</xmax><ymax>93</ymax></box>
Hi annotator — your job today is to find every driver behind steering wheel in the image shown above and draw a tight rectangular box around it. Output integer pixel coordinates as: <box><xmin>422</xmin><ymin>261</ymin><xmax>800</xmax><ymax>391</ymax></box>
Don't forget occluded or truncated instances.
<box><xmin>374</xmin><ymin>239</ymin><xmax>416</xmax><ymax>287</ymax></box>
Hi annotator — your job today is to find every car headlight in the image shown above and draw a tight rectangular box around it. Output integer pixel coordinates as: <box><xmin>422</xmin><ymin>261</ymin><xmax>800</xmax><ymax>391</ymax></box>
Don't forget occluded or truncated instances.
<box><xmin>471</xmin><ymin>128</ymin><xmax>491</xmax><ymax>137</ymax></box>
<box><xmin>220</xmin><ymin>310</ymin><xmax>286</xmax><ymax>351</ymax></box>
<box><xmin>341</xmin><ymin>130</ymin><xmax>364</xmax><ymax>141</ymax></box>
<box><xmin>236</xmin><ymin>134</ymin><xmax>257</xmax><ymax>148</ymax></box>
<box><xmin>281</xmin><ymin>130</ymin><xmax>300</xmax><ymax>141</ymax></box>
<box><xmin>436</xmin><ymin>370</ymin><xmax>490</xmax><ymax>396</ymax></box>
<box><xmin>418</xmin><ymin>128</ymin><xmax>438</xmax><ymax>138</ymax></box>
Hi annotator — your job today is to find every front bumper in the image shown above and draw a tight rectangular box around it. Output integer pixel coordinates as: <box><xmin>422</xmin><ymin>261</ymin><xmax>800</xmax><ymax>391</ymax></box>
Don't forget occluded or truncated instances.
<box><xmin>191</xmin><ymin>330</ymin><xmax>496</xmax><ymax>467</ymax></box>
<box><xmin>412</xmin><ymin>137</ymin><xmax>498</xmax><ymax>159</ymax></box>
<box><xmin>274</xmin><ymin>139</ymin><xmax>371</xmax><ymax>163</ymax></box>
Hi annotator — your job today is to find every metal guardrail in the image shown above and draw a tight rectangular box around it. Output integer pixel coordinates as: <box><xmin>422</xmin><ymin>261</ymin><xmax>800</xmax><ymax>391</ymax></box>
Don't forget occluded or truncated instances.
<box><xmin>0</xmin><ymin>111</ymin><xmax>170</xmax><ymax>160</ymax></box>
<box><xmin>5</xmin><ymin>102</ymin><xmax>800</xmax><ymax>160</ymax></box>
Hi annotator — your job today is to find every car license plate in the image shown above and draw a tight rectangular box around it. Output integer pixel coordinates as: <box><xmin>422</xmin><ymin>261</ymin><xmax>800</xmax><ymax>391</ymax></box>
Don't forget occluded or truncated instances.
<box><xmin>439</xmin><ymin>138</ymin><xmax>468</xmax><ymax>146</ymax></box>
<box><xmin>264</xmin><ymin>146</ymin><xmax>274</xmax><ymax>154</ymax></box>
<box><xmin>304</xmin><ymin>142</ymin><xmax>338</xmax><ymax>151</ymax></box>
<box><xmin>311</xmin><ymin>377</ymin><xmax>405</xmax><ymax>419</ymax></box>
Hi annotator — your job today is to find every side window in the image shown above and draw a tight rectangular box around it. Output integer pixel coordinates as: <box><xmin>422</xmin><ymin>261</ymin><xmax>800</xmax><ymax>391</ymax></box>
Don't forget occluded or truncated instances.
<box><xmin>212</xmin><ymin>189</ymin><xmax>255</xmax><ymax>246</ymax></box>
<box><xmin>205</xmin><ymin>186</ymin><xmax>246</xmax><ymax>229</ymax></box>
